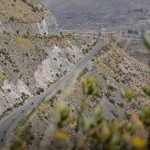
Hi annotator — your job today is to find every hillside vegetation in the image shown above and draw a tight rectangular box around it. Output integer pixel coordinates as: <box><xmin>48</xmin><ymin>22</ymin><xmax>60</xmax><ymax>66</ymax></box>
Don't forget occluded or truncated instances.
<box><xmin>11</xmin><ymin>39</ymin><xmax>150</xmax><ymax>150</ymax></box>
<box><xmin>0</xmin><ymin>0</ymin><xmax>44</xmax><ymax>22</ymax></box>
<box><xmin>0</xmin><ymin>31</ymin><xmax>96</xmax><ymax>118</ymax></box>
<box><xmin>0</xmin><ymin>0</ymin><xmax>150</xmax><ymax>150</ymax></box>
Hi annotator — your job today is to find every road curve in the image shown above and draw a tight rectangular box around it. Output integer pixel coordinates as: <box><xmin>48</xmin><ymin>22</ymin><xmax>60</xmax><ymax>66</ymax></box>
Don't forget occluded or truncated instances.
<box><xmin>0</xmin><ymin>39</ymin><xmax>104</xmax><ymax>148</ymax></box>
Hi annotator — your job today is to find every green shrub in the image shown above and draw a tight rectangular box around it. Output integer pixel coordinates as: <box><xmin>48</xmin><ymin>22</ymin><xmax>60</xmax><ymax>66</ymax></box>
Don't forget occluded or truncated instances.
<box><xmin>11</xmin><ymin>138</ymin><xmax>26</xmax><ymax>150</ymax></box>
<box><xmin>10</xmin><ymin>16</ymin><xmax>15</xmax><ymax>22</ymax></box>
<box><xmin>36</xmin><ymin>87</ymin><xmax>44</xmax><ymax>95</ymax></box>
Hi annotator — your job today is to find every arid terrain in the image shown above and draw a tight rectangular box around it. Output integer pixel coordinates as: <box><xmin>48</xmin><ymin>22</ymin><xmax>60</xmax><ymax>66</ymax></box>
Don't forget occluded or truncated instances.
<box><xmin>12</xmin><ymin>39</ymin><xmax>150</xmax><ymax>150</ymax></box>
<box><xmin>0</xmin><ymin>0</ymin><xmax>96</xmax><ymax>117</ymax></box>
<box><xmin>0</xmin><ymin>0</ymin><xmax>150</xmax><ymax>150</ymax></box>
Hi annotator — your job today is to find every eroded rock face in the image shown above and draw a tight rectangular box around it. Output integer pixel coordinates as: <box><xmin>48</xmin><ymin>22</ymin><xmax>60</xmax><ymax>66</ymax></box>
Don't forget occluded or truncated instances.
<box><xmin>34</xmin><ymin>45</ymin><xmax>83</xmax><ymax>87</ymax></box>
<box><xmin>0</xmin><ymin>5</ymin><xmax>59</xmax><ymax>114</ymax></box>
<box><xmin>37</xmin><ymin>10</ymin><xmax>59</xmax><ymax>35</ymax></box>
<box><xmin>0</xmin><ymin>79</ymin><xmax>32</xmax><ymax>112</ymax></box>
<box><xmin>0</xmin><ymin>30</ymin><xmax>96</xmax><ymax>115</ymax></box>
<box><xmin>37</xmin><ymin>19</ymin><xmax>49</xmax><ymax>35</ymax></box>
<box><xmin>0</xmin><ymin>0</ymin><xmax>97</xmax><ymax>115</ymax></box>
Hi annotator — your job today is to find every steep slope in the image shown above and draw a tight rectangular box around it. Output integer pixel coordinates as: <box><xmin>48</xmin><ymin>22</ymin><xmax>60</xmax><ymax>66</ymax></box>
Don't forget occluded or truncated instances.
<box><xmin>13</xmin><ymin>40</ymin><xmax>150</xmax><ymax>150</ymax></box>
<box><xmin>0</xmin><ymin>31</ymin><xmax>96</xmax><ymax>116</ymax></box>
<box><xmin>0</xmin><ymin>0</ymin><xmax>96</xmax><ymax>117</ymax></box>
<box><xmin>0</xmin><ymin>0</ymin><xmax>58</xmax><ymax>36</ymax></box>
<box><xmin>0</xmin><ymin>0</ymin><xmax>44</xmax><ymax>22</ymax></box>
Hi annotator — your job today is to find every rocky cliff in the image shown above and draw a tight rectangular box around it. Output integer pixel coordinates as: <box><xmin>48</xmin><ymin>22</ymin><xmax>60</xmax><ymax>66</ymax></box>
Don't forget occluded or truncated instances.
<box><xmin>0</xmin><ymin>0</ymin><xmax>96</xmax><ymax>116</ymax></box>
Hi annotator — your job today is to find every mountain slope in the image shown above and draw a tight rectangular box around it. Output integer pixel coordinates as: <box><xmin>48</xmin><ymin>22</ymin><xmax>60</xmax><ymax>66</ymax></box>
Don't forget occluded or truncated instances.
<box><xmin>0</xmin><ymin>0</ymin><xmax>96</xmax><ymax>117</ymax></box>
<box><xmin>0</xmin><ymin>32</ymin><xmax>96</xmax><ymax>116</ymax></box>
<box><xmin>12</xmin><ymin>40</ymin><xmax>150</xmax><ymax>150</ymax></box>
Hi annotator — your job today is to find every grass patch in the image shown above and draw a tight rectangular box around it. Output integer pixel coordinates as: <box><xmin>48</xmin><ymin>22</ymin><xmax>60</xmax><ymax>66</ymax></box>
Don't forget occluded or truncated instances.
<box><xmin>0</xmin><ymin>0</ymin><xmax>43</xmax><ymax>22</ymax></box>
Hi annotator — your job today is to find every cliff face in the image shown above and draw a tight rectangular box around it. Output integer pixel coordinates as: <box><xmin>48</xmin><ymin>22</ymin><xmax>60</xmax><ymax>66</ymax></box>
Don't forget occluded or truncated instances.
<box><xmin>0</xmin><ymin>0</ymin><xmax>96</xmax><ymax>115</ymax></box>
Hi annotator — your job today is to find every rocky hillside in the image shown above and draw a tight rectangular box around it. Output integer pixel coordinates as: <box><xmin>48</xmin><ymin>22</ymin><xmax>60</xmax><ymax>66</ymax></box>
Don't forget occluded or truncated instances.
<box><xmin>1</xmin><ymin>1</ymin><xmax>150</xmax><ymax>149</ymax></box>
<box><xmin>0</xmin><ymin>0</ymin><xmax>58</xmax><ymax>36</ymax></box>
<box><xmin>12</xmin><ymin>40</ymin><xmax>150</xmax><ymax>150</ymax></box>
<box><xmin>1</xmin><ymin>0</ymin><xmax>44</xmax><ymax>22</ymax></box>
<box><xmin>0</xmin><ymin>0</ymin><xmax>96</xmax><ymax>117</ymax></box>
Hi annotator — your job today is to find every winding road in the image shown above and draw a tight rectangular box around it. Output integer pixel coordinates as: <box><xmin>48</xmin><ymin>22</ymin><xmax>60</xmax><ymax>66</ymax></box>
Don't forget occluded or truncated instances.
<box><xmin>0</xmin><ymin>39</ymin><xmax>104</xmax><ymax>148</ymax></box>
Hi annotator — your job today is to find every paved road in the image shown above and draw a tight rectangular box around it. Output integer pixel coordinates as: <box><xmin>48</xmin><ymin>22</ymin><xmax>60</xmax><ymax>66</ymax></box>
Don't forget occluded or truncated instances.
<box><xmin>0</xmin><ymin>39</ymin><xmax>104</xmax><ymax>148</ymax></box>
<box><xmin>59</xmin><ymin>29</ymin><xmax>99</xmax><ymax>35</ymax></box>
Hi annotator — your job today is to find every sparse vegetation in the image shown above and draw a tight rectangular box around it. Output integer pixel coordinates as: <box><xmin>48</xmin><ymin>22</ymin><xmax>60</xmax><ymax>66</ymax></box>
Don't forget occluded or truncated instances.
<box><xmin>9</xmin><ymin>32</ymin><xmax>150</xmax><ymax>150</ymax></box>
<box><xmin>56</xmin><ymin>73</ymin><xmax>60</xmax><ymax>78</ymax></box>
<box><xmin>0</xmin><ymin>107</ymin><xmax>13</xmax><ymax>120</ymax></box>
<box><xmin>7</xmin><ymin>89</ymin><xmax>11</xmax><ymax>93</ymax></box>
<box><xmin>10</xmin><ymin>16</ymin><xmax>15</xmax><ymax>22</ymax></box>
<box><xmin>0</xmin><ymin>0</ymin><xmax>44</xmax><ymax>22</ymax></box>
<box><xmin>36</xmin><ymin>87</ymin><xmax>44</xmax><ymax>95</ymax></box>
<box><xmin>51</xmin><ymin>76</ymin><xmax>150</xmax><ymax>150</ymax></box>
<box><xmin>56</xmin><ymin>89</ymin><xmax>62</xmax><ymax>95</ymax></box>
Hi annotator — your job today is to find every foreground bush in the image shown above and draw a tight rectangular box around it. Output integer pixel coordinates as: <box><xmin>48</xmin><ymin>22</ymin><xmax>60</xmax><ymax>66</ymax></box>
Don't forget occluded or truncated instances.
<box><xmin>51</xmin><ymin>33</ymin><xmax>150</xmax><ymax>150</ymax></box>
<box><xmin>52</xmin><ymin>76</ymin><xmax>150</xmax><ymax>150</ymax></box>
